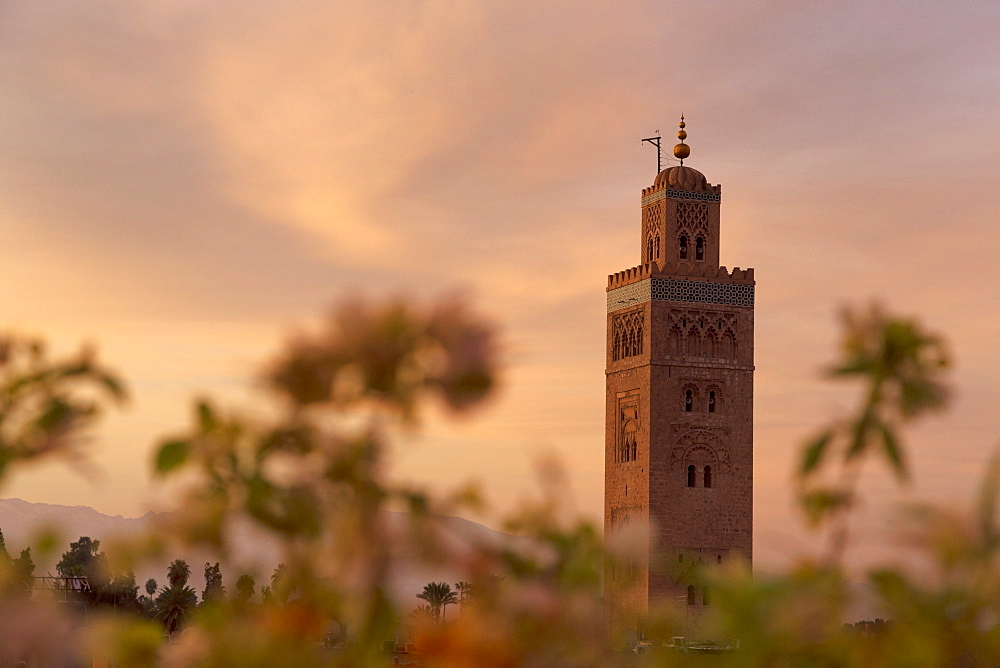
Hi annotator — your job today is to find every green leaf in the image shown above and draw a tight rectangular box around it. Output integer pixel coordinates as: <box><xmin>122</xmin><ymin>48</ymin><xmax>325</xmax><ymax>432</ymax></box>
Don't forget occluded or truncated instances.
<box><xmin>155</xmin><ymin>440</ymin><xmax>190</xmax><ymax>474</ymax></box>
<box><xmin>801</xmin><ymin>430</ymin><xmax>833</xmax><ymax>476</ymax></box>
<box><xmin>801</xmin><ymin>489</ymin><xmax>852</xmax><ymax>526</ymax></box>
<box><xmin>35</xmin><ymin>397</ymin><xmax>76</xmax><ymax>432</ymax></box>
<box><xmin>196</xmin><ymin>401</ymin><xmax>217</xmax><ymax>431</ymax></box>
<box><xmin>877</xmin><ymin>421</ymin><xmax>907</xmax><ymax>479</ymax></box>
<box><xmin>97</xmin><ymin>372</ymin><xmax>128</xmax><ymax>402</ymax></box>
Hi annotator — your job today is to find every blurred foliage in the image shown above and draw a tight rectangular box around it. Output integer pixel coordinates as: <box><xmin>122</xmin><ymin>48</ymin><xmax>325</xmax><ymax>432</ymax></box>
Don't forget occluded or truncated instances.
<box><xmin>0</xmin><ymin>334</ymin><xmax>125</xmax><ymax>482</ymax></box>
<box><xmin>0</xmin><ymin>299</ymin><xmax>996</xmax><ymax>666</ymax></box>
<box><xmin>798</xmin><ymin>305</ymin><xmax>950</xmax><ymax>564</ymax></box>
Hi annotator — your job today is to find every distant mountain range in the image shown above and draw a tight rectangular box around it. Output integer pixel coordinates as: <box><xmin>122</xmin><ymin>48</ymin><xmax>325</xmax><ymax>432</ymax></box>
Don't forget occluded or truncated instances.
<box><xmin>0</xmin><ymin>497</ymin><xmax>510</xmax><ymax>607</ymax></box>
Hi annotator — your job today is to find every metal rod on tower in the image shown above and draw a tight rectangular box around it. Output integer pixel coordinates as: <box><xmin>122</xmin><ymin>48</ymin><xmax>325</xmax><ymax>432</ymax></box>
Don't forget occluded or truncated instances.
<box><xmin>641</xmin><ymin>131</ymin><xmax>662</xmax><ymax>173</ymax></box>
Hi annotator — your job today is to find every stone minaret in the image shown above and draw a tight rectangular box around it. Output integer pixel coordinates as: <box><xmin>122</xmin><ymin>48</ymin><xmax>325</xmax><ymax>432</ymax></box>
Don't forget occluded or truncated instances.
<box><xmin>604</xmin><ymin>117</ymin><xmax>754</xmax><ymax>639</ymax></box>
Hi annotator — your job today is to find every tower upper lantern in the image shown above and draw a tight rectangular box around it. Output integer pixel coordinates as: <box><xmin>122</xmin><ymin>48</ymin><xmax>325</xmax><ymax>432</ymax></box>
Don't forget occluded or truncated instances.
<box><xmin>640</xmin><ymin>116</ymin><xmax>723</xmax><ymax>270</ymax></box>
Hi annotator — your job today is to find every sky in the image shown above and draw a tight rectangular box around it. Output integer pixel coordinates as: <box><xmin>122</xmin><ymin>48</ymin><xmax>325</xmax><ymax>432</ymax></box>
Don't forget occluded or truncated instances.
<box><xmin>2</xmin><ymin>1</ymin><xmax>998</xmax><ymax>574</ymax></box>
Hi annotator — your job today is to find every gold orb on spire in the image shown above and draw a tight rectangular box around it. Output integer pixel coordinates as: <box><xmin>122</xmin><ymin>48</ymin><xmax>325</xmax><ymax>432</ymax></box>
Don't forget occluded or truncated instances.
<box><xmin>673</xmin><ymin>114</ymin><xmax>690</xmax><ymax>163</ymax></box>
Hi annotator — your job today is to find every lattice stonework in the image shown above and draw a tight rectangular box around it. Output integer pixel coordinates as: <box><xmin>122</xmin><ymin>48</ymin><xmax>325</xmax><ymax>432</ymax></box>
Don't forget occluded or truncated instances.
<box><xmin>607</xmin><ymin>278</ymin><xmax>754</xmax><ymax>312</ymax></box>
<box><xmin>643</xmin><ymin>203</ymin><xmax>663</xmax><ymax>236</ymax></box>
<box><xmin>677</xmin><ymin>202</ymin><xmax>709</xmax><ymax>231</ymax></box>
<box><xmin>612</xmin><ymin>310</ymin><xmax>645</xmax><ymax>361</ymax></box>
<box><xmin>641</xmin><ymin>189</ymin><xmax>721</xmax><ymax>206</ymax></box>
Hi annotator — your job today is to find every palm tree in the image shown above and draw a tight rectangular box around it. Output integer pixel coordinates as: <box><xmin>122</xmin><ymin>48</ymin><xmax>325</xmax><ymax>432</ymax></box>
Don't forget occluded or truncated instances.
<box><xmin>155</xmin><ymin>584</ymin><xmax>198</xmax><ymax>635</ymax></box>
<box><xmin>235</xmin><ymin>574</ymin><xmax>256</xmax><ymax>605</ymax></box>
<box><xmin>167</xmin><ymin>559</ymin><xmax>190</xmax><ymax>588</ymax></box>
<box><xmin>409</xmin><ymin>604</ymin><xmax>435</xmax><ymax>627</ymax></box>
<box><xmin>145</xmin><ymin>578</ymin><xmax>157</xmax><ymax>597</ymax></box>
<box><xmin>416</xmin><ymin>581</ymin><xmax>458</xmax><ymax>624</ymax></box>
<box><xmin>455</xmin><ymin>581</ymin><xmax>472</xmax><ymax>614</ymax></box>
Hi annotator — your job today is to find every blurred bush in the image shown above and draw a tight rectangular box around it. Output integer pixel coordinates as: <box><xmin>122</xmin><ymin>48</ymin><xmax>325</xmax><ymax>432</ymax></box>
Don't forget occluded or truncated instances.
<box><xmin>0</xmin><ymin>298</ymin><xmax>996</xmax><ymax>666</ymax></box>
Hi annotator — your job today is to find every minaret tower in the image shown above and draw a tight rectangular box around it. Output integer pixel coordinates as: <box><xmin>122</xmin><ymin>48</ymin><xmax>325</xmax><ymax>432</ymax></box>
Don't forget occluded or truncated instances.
<box><xmin>604</xmin><ymin>118</ymin><xmax>754</xmax><ymax>638</ymax></box>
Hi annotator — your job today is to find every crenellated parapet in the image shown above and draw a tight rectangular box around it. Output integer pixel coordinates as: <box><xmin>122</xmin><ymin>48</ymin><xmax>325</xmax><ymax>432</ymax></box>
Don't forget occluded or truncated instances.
<box><xmin>607</xmin><ymin>266</ymin><xmax>755</xmax><ymax>312</ymax></box>
<box><xmin>607</xmin><ymin>263</ymin><xmax>655</xmax><ymax>289</ymax></box>
<box><xmin>608</xmin><ymin>263</ymin><xmax>754</xmax><ymax>290</ymax></box>
<box><xmin>656</xmin><ymin>262</ymin><xmax>754</xmax><ymax>284</ymax></box>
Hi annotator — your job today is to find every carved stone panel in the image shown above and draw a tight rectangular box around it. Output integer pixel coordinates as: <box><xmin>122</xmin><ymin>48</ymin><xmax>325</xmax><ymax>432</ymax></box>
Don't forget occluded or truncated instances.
<box><xmin>616</xmin><ymin>391</ymin><xmax>640</xmax><ymax>463</ymax></box>
<box><xmin>669</xmin><ymin>428</ymin><xmax>731</xmax><ymax>472</ymax></box>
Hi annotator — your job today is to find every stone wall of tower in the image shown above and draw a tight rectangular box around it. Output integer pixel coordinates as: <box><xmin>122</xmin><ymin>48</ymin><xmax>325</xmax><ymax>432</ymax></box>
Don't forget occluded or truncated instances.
<box><xmin>605</xmin><ymin>162</ymin><xmax>753</xmax><ymax>642</ymax></box>
<box><xmin>645</xmin><ymin>298</ymin><xmax>754</xmax><ymax>615</ymax></box>
<box><xmin>604</xmin><ymin>301</ymin><xmax>651</xmax><ymax>635</ymax></box>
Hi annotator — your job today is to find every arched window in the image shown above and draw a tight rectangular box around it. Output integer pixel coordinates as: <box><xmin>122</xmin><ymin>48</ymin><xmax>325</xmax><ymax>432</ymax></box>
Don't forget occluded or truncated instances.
<box><xmin>722</xmin><ymin>331</ymin><xmax>735</xmax><ymax>358</ymax></box>
<box><xmin>684</xmin><ymin>389</ymin><xmax>693</xmax><ymax>412</ymax></box>
<box><xmin>678</xmin><ymin>554</ymin><xmax>684</xmax><ymax>563</ymax></box>
<box><xmin>717</xmin><ymin>555</ymin><xmax>722</xmax><ymax>564</ymax></box>
<box><xmin>687</xmin><ymin>585</ymin><xmax>696</xmax><ymax>605</ymax></box>
<box><xmin>704</xmin><ymin>465</ymin><xmax>713</xmax><ymax>489</ymax></box>
<box><xmin>703</xmin><ymin>333</ymin><xmax>716</xmax><ymax>357</ymax></box>
<box><xmin>687</xmin><ymin>465</ymin><xmax>696</xmax><ymax>488</ymax></box>
<box><xmin>679</xmin><ymin>235</ymin><xmax>688</xmax><ymax>260</ymax></box>
<box><xmin>621</xmin><ymin>421</ymin><xmax>638</xmax><ymax>463</ymax></box>
<box><xmin>647</xmin><ymin>237</ymin><xmax>654</xmax><ymax>263</ymax></box>
<box><xmin>696</xmin><ymin>236</ymin><xmax>705</xmax><ymax>260</ymax></box>
<box><xmin>668</xmin><ymin>328</ymin><xmax>681</xmax><ymax>353</ymax></box>
<box><xmin>708</xmin><ymin>391</ymin><xmax>716</xmax><ymax>413</ymax></box>
<box><xmin>654</xmin><ymin>236</ymin><xmax>660</xmax><ymax>259</ymax></box>
<box><xmin>703</xmin><ymin>587</ymin><xmax>710</xmax><ymax>606</ymax></box>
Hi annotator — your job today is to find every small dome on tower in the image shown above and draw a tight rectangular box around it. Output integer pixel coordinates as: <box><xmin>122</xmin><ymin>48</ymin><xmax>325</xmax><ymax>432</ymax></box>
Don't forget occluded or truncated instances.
<box><xmin>653</xmin><ymin>165</ymin><xmax>709</xmax><ymax>190</ymax></box>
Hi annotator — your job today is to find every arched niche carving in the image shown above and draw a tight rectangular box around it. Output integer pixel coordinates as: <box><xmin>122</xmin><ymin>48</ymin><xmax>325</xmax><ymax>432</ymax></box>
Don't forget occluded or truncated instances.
<box><xmin>669</xmin><ymin>429</ymin><xmax>731</xmax><ymax>473</ymax></box>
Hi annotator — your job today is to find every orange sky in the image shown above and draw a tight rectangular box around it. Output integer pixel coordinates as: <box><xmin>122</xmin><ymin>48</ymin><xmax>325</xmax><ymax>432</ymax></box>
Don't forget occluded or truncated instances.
<box><xmin>2</xmin><ymin>1</ymin><xmax>998</xmax><ymax>573</ymax></box>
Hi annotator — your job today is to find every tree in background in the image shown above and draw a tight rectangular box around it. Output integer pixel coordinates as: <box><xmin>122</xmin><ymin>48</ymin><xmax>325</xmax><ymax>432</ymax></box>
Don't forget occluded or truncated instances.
<box><xmin>139</xmin><ymin>578</ymin><xmax>158</xmax><ymax>617</ymax></box>
<box><xmin>155</xmin><ymin>583</ymin><xmax>197</xmax><ymax>636</ymax></box>
<box><xmin>167</xmin><ymin>559</ymin><xmax>190</xmax><ymax>588</ymax></box>
<box><xmin>234</xmin><ymin>574</ymin><xmax>255</xmax><ymax>606</ymax></box>
<box><xmin>409</xmin><ymin>604</ymin><xmax>434</xmax><ymax>627</ymax></box>
<box><xmin>155</xmin><ymin>559</ymin><xmax>199</xmax><ymax>635</ymax></box>
<box><xmin>56</xmin><ymin>536</ymin><xmax>144</xmax><ymax>612</ymax></box>
<box><xmin>417</xmin><ymin>582</ymin><xmax>458</xmax><ymax>624</ymax></box>
<box><xmin>55</xmin><ymin>536</ymin><xmax>102</xmax><ymax>579</ymax></box>
<box><xmin>269</xmin><ymin>563</ymin><xmax>290</xmax><ymax>605</ymax></box>
<box><xmin>202</xmin><ymin>562</ymin><xmax>224</xmax><ymax>603</ymax></box>
<box><xmin>10</xmin><ymin>548</ymin><xmax>34</xmax><ymax>598</ymax></box>
<box><xmin>0</xmin><ymin>530</ymin><xmax>37</xmax><ymax>598</ymax></box>
<box><xmin>0</xmin><ymin>528</ymin><xmax>11</xmax><ymax>591</ymax></box>
<box><xmin>95</xmin><ymin>570</ymin><xmax>142</xmax><ymax>615</ymax></box>
<box><xmin>455</xmin><ymin>581</ymin><xmax>471</xmax><ymax>615</ymax></box>
<box><xmin>56</xmin><ymin>536</ymin><xmax>107</xmax><ymax>604</ymax></box>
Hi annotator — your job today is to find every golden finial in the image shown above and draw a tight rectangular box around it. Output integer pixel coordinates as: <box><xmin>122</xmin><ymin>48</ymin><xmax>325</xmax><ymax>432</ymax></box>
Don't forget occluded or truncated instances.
<box><xmin>673</xmin><ymin>114</ymin><xmax>690</xmax><ymax>164</ymax></box>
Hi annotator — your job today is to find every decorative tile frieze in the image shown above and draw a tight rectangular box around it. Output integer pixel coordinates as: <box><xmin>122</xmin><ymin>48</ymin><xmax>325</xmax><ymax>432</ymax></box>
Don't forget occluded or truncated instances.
<box><xmin>641</xmin><ymin>189</ymin><xmax>721</xmax><ymax>206</ymax></box>
<box><xmin>607</xmin><ymin>280</ymin><xmax>651</xmax><ymax>311</ymax></box>
<box><xmin>608</xmin><ymin>278</ymin><xmax>754</xmax><ymax>312</ymax></box>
